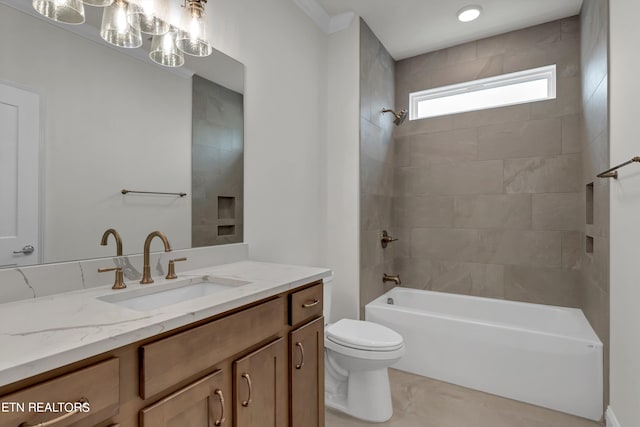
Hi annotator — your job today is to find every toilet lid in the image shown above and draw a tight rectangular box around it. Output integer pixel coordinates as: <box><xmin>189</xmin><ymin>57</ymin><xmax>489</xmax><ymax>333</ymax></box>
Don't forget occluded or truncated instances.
<box><xmin>326</xmin><ymin>319</ymin><xmax>404</xmax><ymax>351</ymax></box>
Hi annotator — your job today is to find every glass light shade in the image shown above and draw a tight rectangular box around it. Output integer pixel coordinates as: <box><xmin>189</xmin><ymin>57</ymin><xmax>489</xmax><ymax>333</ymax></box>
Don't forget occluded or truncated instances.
<box><xmin>127</xmin><ymin>2</ymin><xmax>169</xmax><ymax>36</ymax></box>
<box><xmin>100</xmin><ymin>0</ymin><xmax>142</xmax><ymax>48</ymax></box>
<box><xmin>83</xmin><ymin>0</ymin><xmax>113</xmax><ymax>6</ymax></box>
<box><xmin>33</xmin><ymin>0</ymin><xmax>85</xmax><ymax>24</ymax></box>
<box><xmin>150</xmin><ymin>30</ymin><xmax>184</xmax><ymax>68</ymax></box>
<box><xmin>175</xmin><ymin>4</ymin><xmax>212</xmax><ymax>57</ymax></box>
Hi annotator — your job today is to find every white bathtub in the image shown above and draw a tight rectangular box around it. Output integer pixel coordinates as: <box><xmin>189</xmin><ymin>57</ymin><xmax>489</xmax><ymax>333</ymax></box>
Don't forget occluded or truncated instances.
<box><xmin>365</xmin><ymin>288</ymin><xmax>603</xmax><ymax>421</ymax></box>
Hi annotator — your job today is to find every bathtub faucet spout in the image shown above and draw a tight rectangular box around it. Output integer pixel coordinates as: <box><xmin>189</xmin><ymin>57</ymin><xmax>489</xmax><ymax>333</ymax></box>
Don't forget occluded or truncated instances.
<box><xmin>383</xmin><ymin>273</ymin><xmax>401</xmax><ymax>285</ymax></box>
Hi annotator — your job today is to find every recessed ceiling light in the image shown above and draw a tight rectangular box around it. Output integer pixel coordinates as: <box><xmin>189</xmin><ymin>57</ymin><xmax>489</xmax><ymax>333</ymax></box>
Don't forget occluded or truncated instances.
<box><xmin>457</xmin><ymin>5</ymin><xmax>482</xmax><ymax>22</ymax></box>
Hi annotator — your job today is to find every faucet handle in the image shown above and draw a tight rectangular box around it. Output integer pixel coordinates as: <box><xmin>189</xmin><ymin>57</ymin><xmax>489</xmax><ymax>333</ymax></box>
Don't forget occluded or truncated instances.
<box><xmin>166</xmin><ymin>257</ymin><xmax>187</xmax><ymax>280</ymax></box>
<box><xmin>98</xmin><ymin>267</ymin><xmax>126</xmax><ymax>290</ymax></box>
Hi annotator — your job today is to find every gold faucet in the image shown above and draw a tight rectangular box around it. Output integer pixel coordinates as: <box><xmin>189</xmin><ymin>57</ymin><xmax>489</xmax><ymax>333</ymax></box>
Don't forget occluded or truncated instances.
<box><xmin>98</xmin><ymin>266</ymin><xmax>126</xmax><ymax>290</ymax></box>
<box><xmin>383</xmin><ymin>273</ymin><xmax>401</xmax><ymax>285</ymax></box>
<box><xmin>140</xmin><ymin>231</ymin><xmax>172</xmax><ymax>284</ymax></box>
<box><xmin>101</xmin><ymin>228</ymin><xmax>123</xmax><ymax>256</ymax></box>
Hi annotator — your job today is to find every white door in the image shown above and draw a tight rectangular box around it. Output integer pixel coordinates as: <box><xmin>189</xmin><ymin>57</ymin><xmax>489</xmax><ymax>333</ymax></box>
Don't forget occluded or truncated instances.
<box><xmin>0</xmin><ymin>83</ymin><xmax>40</xmax><ymax>267</ymax></box>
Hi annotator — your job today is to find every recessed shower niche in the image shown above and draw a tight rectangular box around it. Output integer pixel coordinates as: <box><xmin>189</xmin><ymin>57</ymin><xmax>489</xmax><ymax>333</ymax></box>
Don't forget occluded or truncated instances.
<box><xmin>217</xmin><ymin>196</ymin><xmax>237</xmax><ymax>237</ymax></box>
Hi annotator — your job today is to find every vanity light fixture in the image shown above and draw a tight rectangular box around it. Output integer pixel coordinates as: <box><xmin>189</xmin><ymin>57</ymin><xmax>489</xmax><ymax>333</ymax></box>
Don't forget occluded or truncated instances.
<box><xmin>150</xmin><ymin>27</ymin><xmax>185</xmax><ymax>67</ymax></box>
<box><xmin>100</xmin><ymin>0</ymin><xmax>142</xmax><ymax>48</ymax></box>
<box><xmin>33</xmin><ymin>0</ymin><xmax>215</xmax><ymax>66</ymax></box>
<box><xmin>176</xmin><ymin>0</ymin><xmax>213</xmax><ymax>57</ymax></box>
<box><xmin>32</xmin><ymin>0</ymin><xmax>86</xmax><ymax>24</ymax></box>
<box><xmin>127</xmin><ymin>0</ymin><xmax>169</xmax><ymax>36</ymax></box>
<box><xmin>457</xmin><ymin>5</ymin><xmax>482</xmax><ymax>22</ymax></box>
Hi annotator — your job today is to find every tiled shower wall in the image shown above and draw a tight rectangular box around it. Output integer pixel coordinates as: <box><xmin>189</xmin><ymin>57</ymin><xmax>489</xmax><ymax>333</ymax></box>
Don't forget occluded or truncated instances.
<box><xmin>580</xmin><ymin>0</ymin><xmax>610</xmax><ymax>403</ymax></box>
<box><xmin>391</xmin><ymin>17</ymin><xmax>583</xmax><ymax>306</ymax></box>
<box><xmin>359</xmin><ymin>19</ymin><xmax>395</xmax><ymax>317</ymax></box>
<box><xmin>192</xmin><ymin>75</ymin><xmax>244</xmax><ymax>247</ymax></box>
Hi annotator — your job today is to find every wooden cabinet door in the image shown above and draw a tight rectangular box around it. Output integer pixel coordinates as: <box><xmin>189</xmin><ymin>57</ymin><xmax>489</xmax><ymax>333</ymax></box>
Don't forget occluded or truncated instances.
<box><xmin>140</xmin><ymin>370</ymin><xmax>228</xmax><ymax>427</ymax></box>
<box><xmin>289</xmin><ymin>317</ymin><xmax>324</xmax><ymax>427</ymax></box>
<box><xmin>233</xmin><ymin>338</ymin><xmax>288</xmax><ymax>427</ymax></box>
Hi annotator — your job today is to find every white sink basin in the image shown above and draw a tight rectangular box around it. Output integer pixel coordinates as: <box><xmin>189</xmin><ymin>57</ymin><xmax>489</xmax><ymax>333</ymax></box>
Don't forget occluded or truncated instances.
<box><xmin>98</xmin><ymin>276</ymin><xmax>250</xmax><ymax>311</ymax></box>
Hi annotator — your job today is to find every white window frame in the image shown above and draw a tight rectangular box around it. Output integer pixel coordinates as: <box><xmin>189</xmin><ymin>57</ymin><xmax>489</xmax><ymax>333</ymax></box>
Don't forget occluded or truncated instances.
<box><xmin>409</xmin><ymin>64</ymin><xmax>557</xmax><ymax>121</ymax></box>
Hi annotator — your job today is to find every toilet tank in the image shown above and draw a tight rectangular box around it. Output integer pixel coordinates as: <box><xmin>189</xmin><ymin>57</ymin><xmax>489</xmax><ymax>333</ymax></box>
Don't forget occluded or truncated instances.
<box><xmin>323</xmin><ymin>275</ymin><xmax>333</xmax><ymax>324</ymax></box>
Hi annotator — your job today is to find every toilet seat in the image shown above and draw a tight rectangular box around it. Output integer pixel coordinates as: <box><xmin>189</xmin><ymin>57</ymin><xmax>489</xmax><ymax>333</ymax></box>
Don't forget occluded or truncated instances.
<box><xmin>326</xmin><ymin>319</ymin><xmax>404</xmax><ymax>351</ymax></box>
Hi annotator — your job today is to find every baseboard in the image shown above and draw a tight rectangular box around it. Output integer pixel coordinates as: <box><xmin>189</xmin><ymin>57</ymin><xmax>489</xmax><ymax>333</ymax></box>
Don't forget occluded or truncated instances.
<box><xmin>606</xmin><ymin>407</ymin><xmax>621</xmax><ymax>427</ymax></box>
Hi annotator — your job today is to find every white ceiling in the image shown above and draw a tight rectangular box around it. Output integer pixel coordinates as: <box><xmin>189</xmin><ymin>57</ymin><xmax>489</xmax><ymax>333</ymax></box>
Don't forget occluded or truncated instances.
<box><xmin>313</xmin><ymin>0</ymin><xmax>583</xmax><ymax>60</ymax></box>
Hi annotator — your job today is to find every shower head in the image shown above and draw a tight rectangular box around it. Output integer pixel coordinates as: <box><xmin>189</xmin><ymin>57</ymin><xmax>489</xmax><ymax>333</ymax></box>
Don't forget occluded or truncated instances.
<box><xmin>382</xmin><ymin>108</ymin><xmax>408</xmax><ymax>126</ymax></box>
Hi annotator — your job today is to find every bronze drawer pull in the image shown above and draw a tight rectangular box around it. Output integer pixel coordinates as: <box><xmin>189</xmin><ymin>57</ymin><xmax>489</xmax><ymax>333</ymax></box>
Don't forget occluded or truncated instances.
<box><xmin>214</xmin><ymin>389</ymin><xmax>225</xmax><ymax>425</ymax></box>
<box><xmin>241</xmin><ymin>373</ymin><xmax>252</xmax><ymax>407</ymax></box>
<box><xmin>295</xmin><ymin>342</ymin><xmax>305</xmax><ymax>369</ymax></box>
<box><xmin>19</xmin><ymin>398</ymin><xmax>89</xmax><ymax>427</ymax></box>
<box><xmin>302</xmin><ymin>299</ymin><xmax>319</xmax><ymax>308</ymax></box>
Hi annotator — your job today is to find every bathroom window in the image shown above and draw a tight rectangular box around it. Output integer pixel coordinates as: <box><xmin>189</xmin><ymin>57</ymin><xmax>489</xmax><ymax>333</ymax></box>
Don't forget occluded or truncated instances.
<box><xmin>409</xmin><ymin>64</ymin><xmax>556</xmax><ymax>120</ymax></box>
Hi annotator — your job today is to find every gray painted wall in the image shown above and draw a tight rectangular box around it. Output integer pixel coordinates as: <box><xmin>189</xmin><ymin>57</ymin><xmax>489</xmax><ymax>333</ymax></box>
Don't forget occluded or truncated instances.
<box><xmin>192</xmin><ymin>75</ymin><xmax>244</xmax><ymax>247</ymax></box>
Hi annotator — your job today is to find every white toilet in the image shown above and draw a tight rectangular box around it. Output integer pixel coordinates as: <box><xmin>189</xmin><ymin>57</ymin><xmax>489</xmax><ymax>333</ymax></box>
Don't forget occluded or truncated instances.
<box><xmin>323</xmin><ymin>276</ymin><xmax>405</xmax><ymax>422</ymax></box>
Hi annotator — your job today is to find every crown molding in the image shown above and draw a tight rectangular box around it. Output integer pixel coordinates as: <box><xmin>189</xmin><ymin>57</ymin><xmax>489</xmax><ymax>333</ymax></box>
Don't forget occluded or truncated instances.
<box><xmin>293</xmin><ymin>0</ymin><xmax>355</xmax><ymax>34</ymax></box>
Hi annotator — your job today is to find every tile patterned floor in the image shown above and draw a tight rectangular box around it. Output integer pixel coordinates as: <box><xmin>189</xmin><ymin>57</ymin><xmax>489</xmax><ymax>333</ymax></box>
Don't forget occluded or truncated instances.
<box><xmin>325</xmin><ymin>369</ymin><xmax>603</xmax><ymax>427</ymax></box>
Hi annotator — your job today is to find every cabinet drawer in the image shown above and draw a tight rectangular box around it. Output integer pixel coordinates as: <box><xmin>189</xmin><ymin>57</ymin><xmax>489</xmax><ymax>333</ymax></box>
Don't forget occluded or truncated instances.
<box><xmin>141</xmin><ymin>297</ymin><xmax>285</xmax><ymax>399</ymax></box>
<box><xmin>0</xmin><ymin>358</ymin><xmax>119</xmax><ymax>427</ymax></box>
<box><xmin>289</xmin><ymin>283</ymin><xmax>323</xmax><ymax>326</ymax></box>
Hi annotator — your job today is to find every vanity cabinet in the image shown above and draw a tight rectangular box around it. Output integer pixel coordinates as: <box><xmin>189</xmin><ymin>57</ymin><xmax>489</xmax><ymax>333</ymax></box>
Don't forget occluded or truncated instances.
<box><xmin>289</xmin><ymin>317</ymin><xmax>325</xmax><ymax>427</ymax></box>
<box><xmin>233</xmin><ymin>338</ymin><xmax>288</xmax><ymax>427</ymax></box>
<box><xmin>140</xmin><ymin>370</ymin><xmax>227</xmax><ymax>427</ymax></box>
<box><xmin>0</xmin><ymin>358</ymin><xmax>119</xmax><ymax>427</ymax></box>
<box><xmin>0</xmin><ymin>280</ymin><xmax>324</xmax><ymax>427</ymax></box>
<box><xmin>139</xmin><ymin>297</ymin><xmax>285</xmax><ymax>400</ymax></box>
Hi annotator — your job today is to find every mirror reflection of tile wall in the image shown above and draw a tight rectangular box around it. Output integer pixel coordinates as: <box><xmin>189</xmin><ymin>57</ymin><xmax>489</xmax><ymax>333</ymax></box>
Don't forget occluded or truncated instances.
<box><xmin>192</xmin><ymin>75</ymin><xmax>244</xmax><ymax>246</ymax></box>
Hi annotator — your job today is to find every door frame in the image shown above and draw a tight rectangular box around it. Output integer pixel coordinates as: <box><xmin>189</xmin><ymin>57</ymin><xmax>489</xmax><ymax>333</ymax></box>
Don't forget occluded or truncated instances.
<box><xmin>1</xmin><ymin>79</ymin><xmax>45</xmax><ymax>265</ymax></box>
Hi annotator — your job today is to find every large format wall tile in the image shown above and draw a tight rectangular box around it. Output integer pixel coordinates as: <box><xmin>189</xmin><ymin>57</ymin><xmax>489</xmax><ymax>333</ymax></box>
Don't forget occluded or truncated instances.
<box><xmin>429</xmin><ymin>55</ymin><xmax>504</xmax><ymax>89</ymax></box>
<box><xmin>427</xmin><ymin>161</ymin><xmax>504</xmax><ymax>195</ymax></box>
<box><xmin>394</xmin><ymin>115</ymin><xmax>453</xmax><ymax>138</ymax></box>
<box><xmin>531</xmin><ymin>76</ymin><xmax>581</xmax><ymax>119</ymax></box>
<box><xmin>454</xmin><ymin>194</ymin><xmax>532</xmax><ymax>230</ymax></box>
<box><xmin>411</xmin><ymin>228</ymin><xmax>478</xmax><ymax>263</ymax></box>
<box><xmin>427</xmin><ymin>260</ymin><xmax>505</xmax><ymax>298</ymax></box>
<box><xmin>562</xmin><ymin>115</ymin><xmax>582</xmax><ymax>154</ymax></box>
<box><xmin>583</xmin><ymin>77</ymin><xmax>608</xmax><ymax>147</ymax></box>
<box><xmin>532</xmin><ymin>193</ymin><xmax>581</xmax><ymax>230</ymax></box>
<box><xmin>477</xmin><ymin>230</ymin><xmax>563</xmax><ymax>268</ymax></box>
<box><xmin>477</xmin><ymin>118</ymin><xmax>562</xmax><ymax>160</ymax></box>
<box><xmin>580</xmin><ymin>0</ymin><xmax>609</xmax><ymax>404</ymax></box>
<box><xmin>396</xmin><ymin>161</ymin><xmax>504</xmax><ymax>196</ymax></box>
<box><xmin>393</xmin><ymin>196</ymin><xmax>454</xmax><ymax>228</ymax></box>
<box><xmin>361</xmin><ymin>118</ymin><xmax>393</xmax><ymax>164</ymax></box>
<box><xmin>452</xmin><ymin>104</ymin><xmax>530</xmax><ymax>129</ymax></box>
<box><xmin>393</xmin><ymin>256</ymin><xmax>431</xmax><ymax>289</ymax></box>
<box><xmin>401</xmin><ymin>129</ymin><xmax>478</xmax><ymax>166</ymax></box>
<box><xmin>504</xmin><ymin>154</ymin><xmax>580</xmax><ymax>193</ymax></box>
<box><xmin>562</xmin><ymin>231</ymin><xmax>583</xmax><ymax>270</ymax></box>
<box><xmin>359</xmin><ymin>19</ymin><xmax>396</xmax><ymax>314</ymax></box>
<box><xmin>504</xmin><ymin>265</ymin><xmax>580</xmax><ymax>307</ymax></box>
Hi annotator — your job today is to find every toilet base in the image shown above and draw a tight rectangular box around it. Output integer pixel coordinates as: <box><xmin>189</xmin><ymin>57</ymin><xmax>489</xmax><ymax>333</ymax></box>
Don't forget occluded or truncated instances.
<box><xmin>325</xmin><ymin>367</ymin><xmax>393</xmax><ymax>423</ymax></box>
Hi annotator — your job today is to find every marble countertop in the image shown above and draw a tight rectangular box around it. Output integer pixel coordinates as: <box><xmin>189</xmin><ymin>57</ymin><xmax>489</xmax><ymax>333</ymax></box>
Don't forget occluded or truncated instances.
<box><xmin>0</xmin><ymin>261</ymin><xmax>331</xmax><ymax>387</ymax></box>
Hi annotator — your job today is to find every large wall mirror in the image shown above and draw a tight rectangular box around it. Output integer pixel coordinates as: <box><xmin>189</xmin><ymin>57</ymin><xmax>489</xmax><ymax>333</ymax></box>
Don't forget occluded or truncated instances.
<box><xmin>0</xmin><ymin>0</ymin><xmax>244</xmax><ymax>268</ymax></box>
